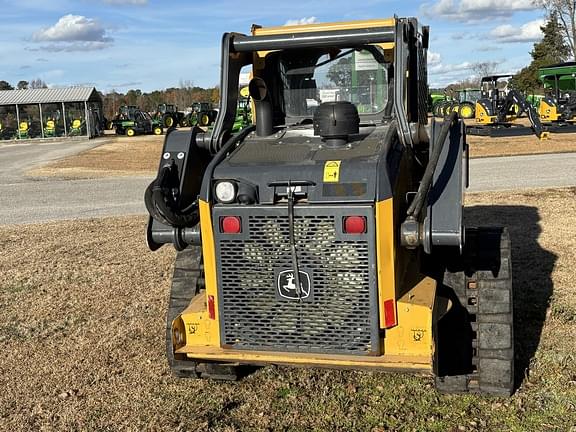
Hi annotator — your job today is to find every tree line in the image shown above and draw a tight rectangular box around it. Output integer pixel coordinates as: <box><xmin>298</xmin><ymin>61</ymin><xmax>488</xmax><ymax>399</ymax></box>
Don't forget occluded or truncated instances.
<box><xmin>0</xmin><ymin>79</ymin><xmax>48</xmax><ymax>90</ymax></box>
<box><xmin>101</xmin><ymin>84</ymin><xmax>220</xmax><ymax>119</ymax></box>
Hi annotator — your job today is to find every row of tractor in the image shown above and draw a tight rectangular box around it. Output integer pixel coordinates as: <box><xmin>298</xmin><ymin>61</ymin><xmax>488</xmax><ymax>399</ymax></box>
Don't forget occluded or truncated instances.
<box><xmin>0</xmin><ymin>117</ymin><xmax>89</xmax><ymax>140</ymax></box>
<box><xmin>430</xmin><ymin>64</ymin><xmax>576</xmax><ymax>139</ymax></box>
<box><xmin>108</xmin><ymin>96</ymin><xmax>252</xmax><ymax>137</ymax></box>
<box><xmin>153</xmin><ymin>102</ymin><xmax>219</xmax><ymax>128</ymax></box>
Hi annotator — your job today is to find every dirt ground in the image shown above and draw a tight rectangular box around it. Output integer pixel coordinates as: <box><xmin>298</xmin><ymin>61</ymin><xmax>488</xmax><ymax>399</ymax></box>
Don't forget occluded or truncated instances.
<box><xmin>1</xmin><ymin>188</ymin><xmax>575</xmax><ymax>431</ymax></box>
<box><xmin>26</xmin><ymin>134</ymin><xmax>163</xmax><ymax>179</ymax></box>
<box><xmin>467</xmin><ymin>132</ymin><xmax>576</xmax><ymax>158</ymax></box>
<box><xmin>26</xmin><ymin>124</ymin><xmax>576</xmax><ymax>180</ymax></box>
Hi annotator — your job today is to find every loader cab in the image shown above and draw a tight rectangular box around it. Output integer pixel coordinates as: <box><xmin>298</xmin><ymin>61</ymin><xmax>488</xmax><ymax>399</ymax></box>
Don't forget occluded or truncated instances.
<box><xmin>480</xmin><ymin>75</ymin><xmax>512</xmax><ymax>111</ymax></box>
<box><xmin>203</xmin><ymin>17</ymin><xmax>429</xmax><ymax>153</ymax></box>
<box><xmin>157</xmin><ymin>103</ymin><xmax>177</xmax><ymax>114</ymax></box>
<box><xmin>258</xmin><ymin>47</ymin><xmax>392</xmax><ymax>125</ymax></box>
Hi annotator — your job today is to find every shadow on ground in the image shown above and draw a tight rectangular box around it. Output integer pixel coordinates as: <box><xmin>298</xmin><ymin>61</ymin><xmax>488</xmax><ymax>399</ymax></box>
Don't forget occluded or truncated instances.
<box><xmin>464</xmin><ymin>204</ymin><xmax>557</xmax><ymax>389</ymax></box>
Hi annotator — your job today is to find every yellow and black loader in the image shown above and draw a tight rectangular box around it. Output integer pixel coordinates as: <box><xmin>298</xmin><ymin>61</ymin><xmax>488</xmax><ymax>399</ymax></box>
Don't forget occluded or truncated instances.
<box><xmin>145</xmin><ymin>17</ymin><xmax>514</xmax><ymax>395</ymax></box>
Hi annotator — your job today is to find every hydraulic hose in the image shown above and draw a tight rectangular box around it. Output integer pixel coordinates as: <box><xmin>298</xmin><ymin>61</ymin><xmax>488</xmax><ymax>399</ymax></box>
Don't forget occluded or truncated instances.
<box><xmin>406</xmin><ymin>111</ymin><xmax>458</xmax><ymax>219</ymax></box>
<box><xmin>144</xmin><ymin>162</ymin><xmax>199</xmax><ymax>228</ymax></box>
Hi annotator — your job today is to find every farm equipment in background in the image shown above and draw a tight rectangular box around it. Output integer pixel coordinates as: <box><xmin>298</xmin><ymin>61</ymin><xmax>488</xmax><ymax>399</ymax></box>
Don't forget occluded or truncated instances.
<box><xmin>181</xmin><ymin>102</ymin><xmax>218</xmax><ymax>127</ymax></box>
<box><xmin>18</xmin><ymin>121</ymin><xmax>30</xmax><ymax>139</ymax></box>
<box><xmin>429</xmin><ymin>90</ymin><xmax>446</xmax><ymax>115</ymax></box>
<box><xmin>43</xmin><ymin>119</ymin><xmax>56</xmax><ymax>137</ymax></box>
<box><xmin>526</xmin><ymin>94</ymin><xmax>544</xmax><ymax>110</ymax></box>
<box><xmin>18</xmin><ymin>119</ymin><xmax>40</xmax><ymax>139</ymax></box>
<box><xmin>154</xmin><ymin>103</ymin><xmax>186</xmax><ymax>128</ymax></box>
<box><xmin>433</xmin><ymin>89</ymin><xmax>479</xmax><ymax>119</ymax></box>
<box><xmin>144</xmin><ymin>16</ymin><xmax>515</xmax><ymax>396</ymax></box>
<box><xmin>110</xmin><ymin>106</ymin><xmax>163</xmax><ymax>137</ymax></box>
<box><xmin>231</xmin><ymin>95</ymin><xmax>252</xmax><ymax>132</ymax></box>
<box><xmin>0</xmin><ymin>121</ymin><xmax>17</xmax><ymax>140</ymax></box>
<box><xmin>68</xmin><ymin>119</ymin><xmax>85</xmax><ymax>136</ymax></box>
<box><xmin>538</xmin><ymin>62</ymin><xmax>576</xmax><ymax>133</ymax></box>
<box><xmin>453</xmin><ymin>88</ymin><xmax>480</xmax><ymax>119</ymax></box>
<box><xmin>468</xmin><ymin>75</ymin><xmax>548</xmax><ymax>139</ymax></box>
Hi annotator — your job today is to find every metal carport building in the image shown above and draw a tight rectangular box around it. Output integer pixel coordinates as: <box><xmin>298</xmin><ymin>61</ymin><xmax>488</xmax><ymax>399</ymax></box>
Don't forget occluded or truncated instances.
<box><xmin>0</xmin><ymin>86</ymin><xmax>104</xmax><ymax>140</ymax></box>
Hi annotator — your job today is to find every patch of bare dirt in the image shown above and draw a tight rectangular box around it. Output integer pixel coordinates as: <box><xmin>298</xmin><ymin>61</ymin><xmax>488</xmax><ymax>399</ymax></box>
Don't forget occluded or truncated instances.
<box><xmin>467</xmin><ymin>133</ymin><xmax>576</xmax><ymax>158</ymax></box>
<box><xmin>27</xmin><ymin>134</ymin><xmax>164</xmax><ymax>179</ymax></box>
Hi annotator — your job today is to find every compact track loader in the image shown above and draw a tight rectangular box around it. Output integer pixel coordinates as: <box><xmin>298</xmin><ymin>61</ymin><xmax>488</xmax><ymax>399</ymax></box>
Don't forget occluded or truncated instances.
<box><xmin>145</xmin><ymin>17</ymin><xmax>514</xmax><ymax>395</ymax></box>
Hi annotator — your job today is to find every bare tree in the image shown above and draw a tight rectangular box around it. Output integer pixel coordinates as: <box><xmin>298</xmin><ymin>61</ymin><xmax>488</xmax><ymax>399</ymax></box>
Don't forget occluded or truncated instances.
<box><xmin>535</xmin><ymin>0</ymin><xmax>576</xmax><ymax>59</ymax></box>
<box><xmin>29</xmin><ymin>78</ymin><xmax>48</xmax><ymax>89</ymax></box>
<box><xmin>473</xmin><ymin>61</ymin><xmax>500</xmax><ymax>81</ymax></box>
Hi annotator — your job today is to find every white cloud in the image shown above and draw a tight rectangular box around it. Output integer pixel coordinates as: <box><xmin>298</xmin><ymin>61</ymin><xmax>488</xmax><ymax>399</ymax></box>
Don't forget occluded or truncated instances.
<box><xmin>489</xmin><ymin>19</ymin><xmax>544</xmax><ymax>43</ymax></box>
<box><xmin>284</xmin><ymin>17</ymin><xmax>318</xmax><ymax>26</ymax></box>
<box><xmin>30</xmin><ymin>41</ymin><xmax>113</xmax><ymax>52</ymax></box>
<box><xmin>33</xmin><ymin>15</ymin><xmax>111</xmax><ymax>43</ymax></box>
<box><xmin>429</xmin><ymin>61</ymin><xmax>475</xmax><ymax>74</ymax></box>
<box><xmin>428</xmin><ymin>51</ymin><xmax>442</xmax><ymax>66</ymax></box>
<box><xmin>422</xmin><ymin>0</ymin><xmax>536</xmax><ymax>22</ymax></box>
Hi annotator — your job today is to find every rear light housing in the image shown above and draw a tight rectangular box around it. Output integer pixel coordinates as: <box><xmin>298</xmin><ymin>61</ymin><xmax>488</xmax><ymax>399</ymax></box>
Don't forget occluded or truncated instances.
<box><xmin>343</xmin><ymin>216</ymin><xmax>367</xmax><ymax>234</ymax></box>
<box><xmin>220</xmin><ymin>216</ymin><xmax>242</xmax><ymax>234</ymax></box>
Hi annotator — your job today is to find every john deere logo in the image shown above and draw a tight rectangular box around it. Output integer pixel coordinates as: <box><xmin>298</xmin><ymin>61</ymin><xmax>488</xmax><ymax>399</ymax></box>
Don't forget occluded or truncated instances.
<box><xmin>277</xmin><ymin>269</ymin><xmax>312</xmax><ymax>300</ymax></box>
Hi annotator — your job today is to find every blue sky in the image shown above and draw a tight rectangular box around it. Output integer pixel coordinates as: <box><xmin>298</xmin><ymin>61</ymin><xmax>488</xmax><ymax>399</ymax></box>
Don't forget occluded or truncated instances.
<box><xmin>0</xmin><ymin>0</ymin><xmax>545</xmax><ymax>92</ymax></box>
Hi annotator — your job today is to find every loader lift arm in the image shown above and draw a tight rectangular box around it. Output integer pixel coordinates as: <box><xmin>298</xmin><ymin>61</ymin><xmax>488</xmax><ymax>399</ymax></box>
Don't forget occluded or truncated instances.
<box><xmin>499</xmin><ymin>89</ymin><xmax>548</xmax><ymax>139</ymax></box>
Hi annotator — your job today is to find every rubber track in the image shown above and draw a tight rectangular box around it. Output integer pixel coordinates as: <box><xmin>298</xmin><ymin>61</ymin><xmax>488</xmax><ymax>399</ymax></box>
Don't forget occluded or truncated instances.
<box><xmin>436</xmin><ymin>227</ymin><xmax>514</xmax><ymax>396</ymax></box>
<box><xmin>166</xmin><ymin>247</ymin><xmax>239</xmax><ymax>380</ymax></box>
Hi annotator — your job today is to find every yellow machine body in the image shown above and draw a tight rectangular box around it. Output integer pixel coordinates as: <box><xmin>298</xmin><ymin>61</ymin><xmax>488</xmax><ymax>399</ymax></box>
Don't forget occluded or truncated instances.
<box><xmin>475</xmin><ymin>102</ymin><xmax>496</xmax><ymax>124</ymax></box>
<box><xmin>172</xmin><ymin>192</ymin><xmax>438</xmax><ymax>372</ymax></box>
<box><xmin>168</xmin><ymin>16</ymin><xmax>440</xmax><ymax>375</ymax></box>
<box><xmin>539</xmin><ymin>98</ymin><xmax>561</xmax><ymax>121</ymax></box>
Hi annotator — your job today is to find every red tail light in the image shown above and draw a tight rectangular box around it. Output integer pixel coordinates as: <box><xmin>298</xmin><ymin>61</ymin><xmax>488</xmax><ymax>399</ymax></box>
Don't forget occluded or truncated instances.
<box><xmin>208</xmin><ymin>295</ymin><xmax>216</xmax><ymax>320</ymax></box>
<box><xmin>383</xmin><ymin>299</ymin><xmax>397</xmax><ymax>328</ymax></box>
<box><xmin>220</xmin><ymin>216</ymin><xmax>241</xmax><ymax>233</ymax></box>
<box><xmin>343</xmin><ymin>216</ymin><xmax>366</xmax><ymax>234</ymax></box>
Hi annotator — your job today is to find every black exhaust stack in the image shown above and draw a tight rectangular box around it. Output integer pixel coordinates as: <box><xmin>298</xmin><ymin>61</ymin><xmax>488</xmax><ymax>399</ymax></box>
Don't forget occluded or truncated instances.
<box><xmin>249</xmin><ymin>77</ymin><xmax>274</xmax><ymax>137</ymax></box>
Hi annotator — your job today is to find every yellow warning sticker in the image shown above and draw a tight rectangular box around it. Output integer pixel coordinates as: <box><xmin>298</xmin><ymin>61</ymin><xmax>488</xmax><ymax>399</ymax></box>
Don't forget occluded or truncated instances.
<box><xmin>323</xmin><ymin>160</ymin><xmax>341</xmax><ymax>183</ymax></box>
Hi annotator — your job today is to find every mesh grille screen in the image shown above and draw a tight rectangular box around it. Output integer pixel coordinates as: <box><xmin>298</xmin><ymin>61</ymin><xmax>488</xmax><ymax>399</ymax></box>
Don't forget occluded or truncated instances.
<box><xmin>216</xmin><ymin>213</ymin><xmax>375</xmax><ymax>354</ymax></box>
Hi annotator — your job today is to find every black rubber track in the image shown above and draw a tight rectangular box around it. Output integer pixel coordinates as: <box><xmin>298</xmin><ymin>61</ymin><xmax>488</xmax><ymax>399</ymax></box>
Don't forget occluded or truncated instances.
<box><xmin>166</xmin><ymin>247</ymin><xmax>240</xmax><ymax>380</ymax></box>
<box><xmin>435</xmin><ymin>227</ymin><xmax>514</xmax><ymax>396</ymax></box>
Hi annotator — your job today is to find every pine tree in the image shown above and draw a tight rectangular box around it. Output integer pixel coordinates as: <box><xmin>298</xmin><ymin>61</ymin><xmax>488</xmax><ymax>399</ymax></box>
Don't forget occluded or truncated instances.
<box><xmin>512</xmin><ymin>14</ymin><xmax>570</xmax><ymax>93</ymax></box>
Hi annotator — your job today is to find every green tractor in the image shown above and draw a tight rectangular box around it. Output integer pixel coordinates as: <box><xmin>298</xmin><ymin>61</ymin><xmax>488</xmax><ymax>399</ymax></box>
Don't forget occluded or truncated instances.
<box><xmin>429</xmin><ymin>90</ymin><xmax>446</xmax><ymax>115</ymax></box>
<box><xmin>111</xmin><ymin>106</ymin><xmax>163</xmax><ymax>137</ymax></box>
<box><xmin>154</xmin><ymin>103</ymin><xmax>186</xmax><ymax>128</ymax></box>
<box><xmin>434</xmin><ymin>88</ymin><xmax>480</xmax><ymax>119</ymax></box>
<box><xmin>17</xmin><ymin>118</ymin><xmax>41</xmax><ymax>139</ymax></box>
<box><xmin>181</xmin><ymin>102</ymin><xmax>218</xmax><ymax>127</ymax></box>
<box><xmin>43</xmin><ymin>109</ymin><xmax>63</xmax><ymax>138</ymax></box>
<box><xmin>232</xmin><ymin>93</ymin><xmax>252</xmax><ymax>132</ymax></box>
<box><xmin>453</xmin><ymin>88</ymin><xmax>481</xmax><ymax>119</ymax></box>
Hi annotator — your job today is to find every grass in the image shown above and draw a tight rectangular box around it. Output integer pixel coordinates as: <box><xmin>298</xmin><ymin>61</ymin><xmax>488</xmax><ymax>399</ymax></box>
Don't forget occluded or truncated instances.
<box><xmin>0</xmin><ymin>188</ymin><xmax>575</xmax><ymax>431</ymax></box>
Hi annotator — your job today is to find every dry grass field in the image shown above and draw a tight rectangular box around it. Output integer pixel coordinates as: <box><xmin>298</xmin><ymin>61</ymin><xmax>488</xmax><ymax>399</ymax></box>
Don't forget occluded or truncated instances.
<box><xmin>25</xmin><ymin>126</ymin><xmax>576</xmax><ymax>180</ymax></box>
<box><xmin>1</xmin><ymin>188</ymin><xmax>575</xmax><ymax>431</ymax></box>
